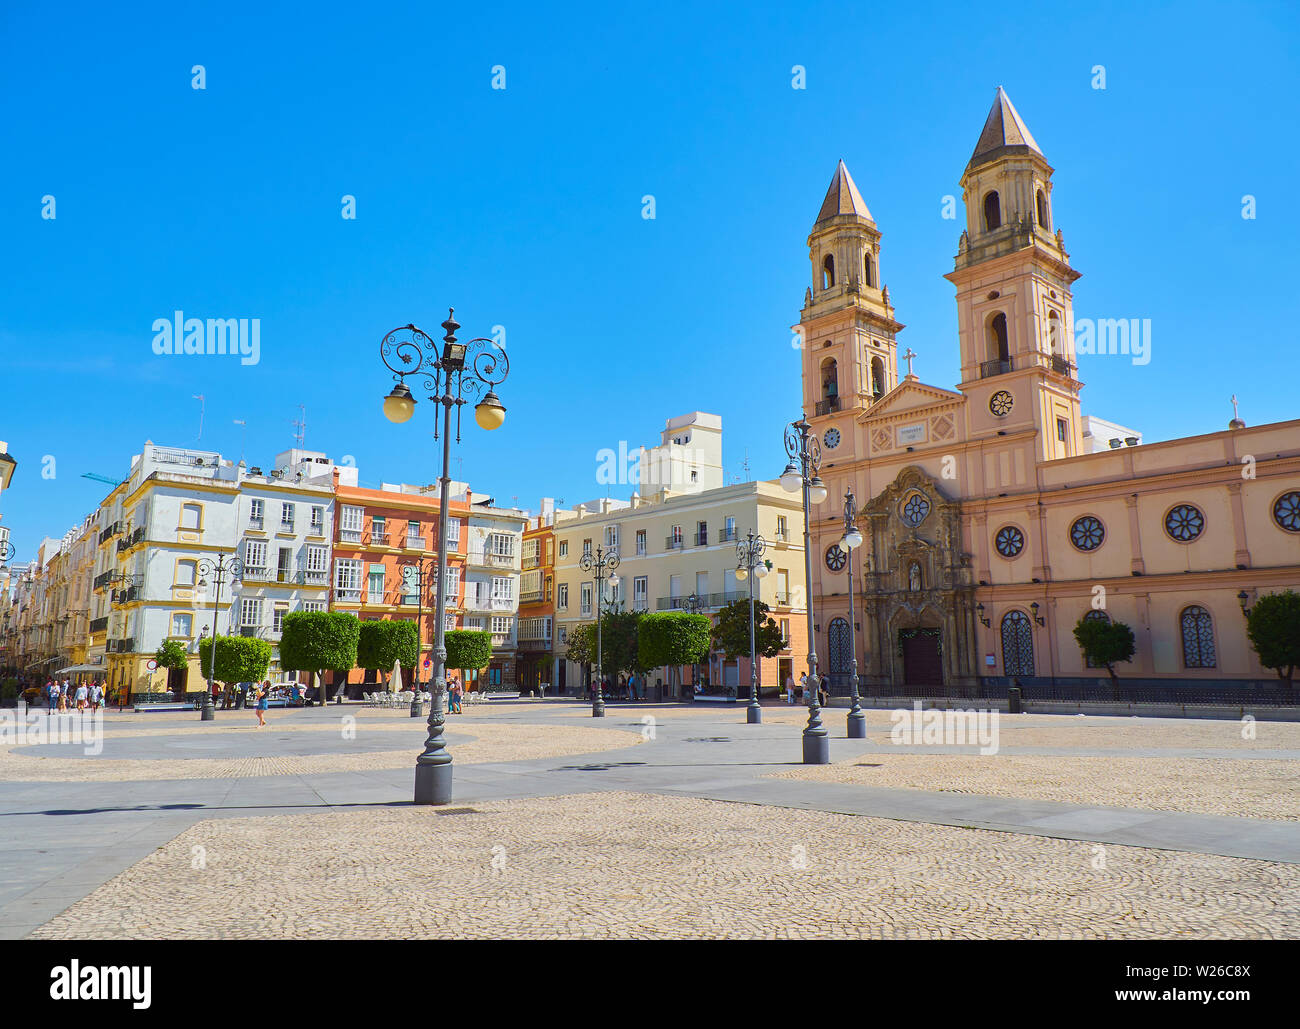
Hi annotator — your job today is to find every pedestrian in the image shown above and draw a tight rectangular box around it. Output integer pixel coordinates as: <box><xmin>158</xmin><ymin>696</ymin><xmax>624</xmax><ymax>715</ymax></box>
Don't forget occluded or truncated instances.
<box><xmin>254</xmin><ymin>679</ymin><xmax>269</xmax><ymax>727</ymax></box>
<box><xmin>450</xmin><ymin>677</ymin><xmax>463</xmax><ymax>714</ymax></box>
<box><xmin>74</xmin><ymin>681</ymin><xmax>88</xmax><ymax>710</ymax></box>
<box><xmin>798</xmin><ymin>672</ymin><xmax>807</xmax><ymax>703</ymax></box>
<box><xmin>785</xmin><ymin>673</ymin><xmax>794</xmax><ymax>704</ymax></box>
<box><xmin>46</xmin><ymin>680</ymin><xmax>58</xmax><ymax>715</ymax></box>
<box><xmin>90</xmin><ymin>680</ymin><xmax>102</xmax><ymax>711</ymax></box>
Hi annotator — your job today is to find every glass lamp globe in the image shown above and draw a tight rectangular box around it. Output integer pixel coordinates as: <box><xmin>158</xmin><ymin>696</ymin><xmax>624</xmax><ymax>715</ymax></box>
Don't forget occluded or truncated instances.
<box><xmin>608</xmin><ymin>573</ymin><xmax>620</xmax><ymax>588</ymax></box>
<box><xmin>779</xmin><ymin>462</ymin><xmax>801</xmax><ymax>492</ymax></box>
<box><xmin>809</xmin><ymin>477</ymin><xmax>829</xmax><ymax>505</ymax></box>
<box><xmin>474</xmin><ymin>390</ymin><xmax>506</xmax><ymax>430</ymax></box>
<box><xmin>735</xmin><ymin>565</ymin><xmax>747</xmax><ymax>581</ymax></box>
<box><xmin>754</xmin><ymin>560</ymin><xmax>770</xmax><ymax>579</ymax></box>
<box><xmin>382</xmin><ymin>383</ymin><xmax>416</xmax><ymax>424</ymax></box>
<box><xmin>843</xmin><ymin>526</ymin><xmax>864</xmax><ymax>550</ymax></box>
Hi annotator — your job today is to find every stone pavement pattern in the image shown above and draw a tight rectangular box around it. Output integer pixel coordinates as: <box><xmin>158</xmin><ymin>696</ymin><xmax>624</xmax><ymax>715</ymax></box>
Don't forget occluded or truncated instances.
<box><xmin>29</xmin><ymin>791</ymin><xmax>1300</xmax><ymax>940</ymax></box>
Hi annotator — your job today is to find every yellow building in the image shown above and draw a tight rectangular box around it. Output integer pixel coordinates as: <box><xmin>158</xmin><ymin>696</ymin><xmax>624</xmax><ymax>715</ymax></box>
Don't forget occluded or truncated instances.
<box><xmin>799</xmin><ymin>89</ymin><xmax>1300</xmax><ymax>692</ymax></box>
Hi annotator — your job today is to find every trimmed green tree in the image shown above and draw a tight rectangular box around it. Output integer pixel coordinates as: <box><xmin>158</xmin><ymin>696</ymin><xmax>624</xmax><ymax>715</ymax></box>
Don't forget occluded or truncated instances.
<box><xmin>565</xmin><ymin>623</ymin><xmax>594</xmax><ymax>667</ymax></box>
<box><xmin>279</xmin><ymin>611</ymin><xmax>361</xmax><ymax>702</ymax></box>
<box><xmin>599</xmin><ymin>608</ymin><xmax>648</xmax><ymax>677</ymax></box>
<box><xmin>444</xmin><ymin>629</ymin><xmax>493</xmax><ymax>687</ymax></box>
<box><xmin>196</xmin><ymin>635</ymin><xmax>273</xmax><ymax>702</ymax></box>
<box><xmin>357</xmin><ymin>620</ymin><xmax>420</xmax><ymax>688</ymax></box>
<box><xmin>1072</xmin><ymin>615</ymin><xmax>1136</xmax><ymax>689</ymax></box>
<box><xmin>638</xmin><ymin>611</ymin><xmax>712</xmax><ymax>698</ymax></box>
<box><xmin>154</xmin><ymin>638</ymin><xmax>190</xmax><ymax>695</ymax></box>
<box><xmin>1246</xmin><ymin>589</ymin><xmax>1300</xmax><ymax>688</ymax></box>
<box><xmin>710</xmin><ymin>598</ymin><xmax>785</xmax><ymax>693</ymax></box>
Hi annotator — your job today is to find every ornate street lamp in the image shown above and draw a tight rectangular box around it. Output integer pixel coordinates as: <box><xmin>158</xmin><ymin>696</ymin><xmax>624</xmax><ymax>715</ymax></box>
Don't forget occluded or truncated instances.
<box><xmin>380</xmin><ymin>311</ymin><xmax>509</xmax><ymax>806</ymax></box>
<box><xmin>402</xmin><ymin>554</ymin><xmax>440</xmax><ymax>718</ymax></box>
<box><xmin>681</xmin><ymin>592</ymin><xmax>704</xmax><ymax>698</ymax></box>
<box><xmin>839</xmin><ymin>487</ymin><xmax>866</xmax><ymax>738</ymax></box>
<box><xmin>197</xmin><ymin>554</ymin><xmax>243</xmax><ymax>722</ymax></box>
<box><xmin>579</xmin><ymin>545</ymin><xmax>619</xmax><ymax>717</ymax></box>
<box><xmin>781</xmin><ymin>418</ymin><xmax>829</xmax><ymax>764</ymax></box>
<box><xmin>734</xmin><ymin>530</ymin><xmax>768</xmax><ymax>724</ymax></box>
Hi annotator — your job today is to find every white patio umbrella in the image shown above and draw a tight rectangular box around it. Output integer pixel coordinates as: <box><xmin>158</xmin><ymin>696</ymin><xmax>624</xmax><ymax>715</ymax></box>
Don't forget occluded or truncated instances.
<box><xmin>388</xmin><ymin>658</ymin><xmax>402</xmax><ymax>694</ymax></box>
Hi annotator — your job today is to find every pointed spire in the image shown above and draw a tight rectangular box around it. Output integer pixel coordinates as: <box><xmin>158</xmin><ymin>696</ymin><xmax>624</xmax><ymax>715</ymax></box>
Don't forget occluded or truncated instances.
<box><xmin>814</xmin><ymin>159</ymin><xmax>872</xmax><ymax>227</ymax></box>
<box><xmin>969</xmin><ymin>87</ymin><xmax>1042</xmax><ymax>166</ymax></box>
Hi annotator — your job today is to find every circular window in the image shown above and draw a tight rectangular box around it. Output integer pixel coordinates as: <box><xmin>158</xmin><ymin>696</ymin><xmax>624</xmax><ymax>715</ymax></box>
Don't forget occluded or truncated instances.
<box><xmin>989</xmin><ymin>390</ymin><xmax>1014</xmax><ymax>417</ymax></box>
<box><xmin>823</xmin><ymin>427</ymin><xmax>841</xmax><ymax>449</ymax></box>
<box><xmin>901</xmin><ymin>493</ymin><xmax>931</xmax><ymax>527</ymax></box>
<box><xmin>824</xmin><ymin>543</ymin><xmax>847</xmax><ymax>571</ymax></box>
<box><xmin>1273</xmin><ymin>491</ymin><xmax>1300</xmax><ymax>533</ymax></box>
<box><xmin>1069</xmin><ymin>515</ymin><xmax>1105</xmax><ymax>552</ymax></box>
<box><xmin>994</xmin><ymin>525</ymin><xmax>1025</xmax><ymax>558</ymax></box>
<box><xmin>1164</xmin><ymin>503</ymin><xmax>1205</xmax><ymax>543</ymax></box>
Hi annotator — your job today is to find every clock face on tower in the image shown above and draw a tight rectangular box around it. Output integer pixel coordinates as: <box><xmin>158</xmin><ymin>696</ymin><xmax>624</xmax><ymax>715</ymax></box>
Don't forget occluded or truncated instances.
<box><xmin>823</xmin><ymin>427</ymin><xmax>841</xmax><ymax>449</ymax></box>
<box><xmin>989</xmin><ymin>390</ymin><xmax>1014</xmax><ymax>417</ymax></box>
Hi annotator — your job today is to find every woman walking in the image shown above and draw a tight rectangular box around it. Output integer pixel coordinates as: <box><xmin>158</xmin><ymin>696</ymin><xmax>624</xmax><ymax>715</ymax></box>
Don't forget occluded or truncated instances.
<box><xmin>254</xmin><ymin>679</ymin><xmax>270</xmax><ymax>727</ymax></box>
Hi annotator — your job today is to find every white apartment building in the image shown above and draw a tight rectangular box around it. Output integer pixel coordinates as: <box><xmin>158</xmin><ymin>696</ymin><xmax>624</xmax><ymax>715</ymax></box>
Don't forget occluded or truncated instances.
<box><xmin>461</xmin><ymin>501</ymin><xmax>527</xmax><ymax>688</ymax></box>
<box><xmin>634</xmin><ymin>411</ymin><xmax>724</xmax><ymax>493</ymax></box>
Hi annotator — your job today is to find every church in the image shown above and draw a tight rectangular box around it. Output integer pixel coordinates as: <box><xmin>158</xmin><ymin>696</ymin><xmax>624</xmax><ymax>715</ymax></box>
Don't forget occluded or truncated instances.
<box><xmin>799</xmin><ymin>88</ymin><xmax>1300</xmax><ymax>693</ymax></box>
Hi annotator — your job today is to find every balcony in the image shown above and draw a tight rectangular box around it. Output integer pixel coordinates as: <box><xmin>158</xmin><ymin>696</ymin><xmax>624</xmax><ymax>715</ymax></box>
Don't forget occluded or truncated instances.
<box><xmin>89</xmin><ymin>616</ymin><xmax>109</xmax><ymax>634</ymax></box>
<box><xmin>107</xmin><ymin>637</ymin><xmax>135</xmax><ymax>654</ymax></box>
<box><xmin>518</xmin><ymin>636</ymin><xmax>551</xmax><ymax>650</ymax></box>
<box><xmin>693</xmin><ymin>531</ymin><xmax>708</xmax><ymax>546</ymax></box>
<box><xmin>1049</xmin><ymin>354</ymin><xmax>1074</xmax><ymax>377</ymax></box>
<box><xmin>519</xmin><ymin>589</ymin><xmax>545</xmax><ymax>604</ymax></box>
<box><xmin>665</xmin><ymin>536</ymin><xmax>684</xmax><ymax>551</ymax></box>
<box><xmin>403</xmin><ymin>534</ymin><xmax>427</xmax><ymax>551</ymax></box>
<box><xmin>467</xmin><ymin>549</ymin><xmax>516</xmax><ymax>569</ymax></box>
<box><xmin>815</xmin><ymin>397</ymin><xmax>841</xmax><ymax>416</ymax></box>
<box><xmin>242</xmin><ymin>566</ymin><xmax>272</xmax><ymax>582</ymax></box>
<box><xmin>655</xmin><ymin>590</ymin><xmax>745</xmax><ymax>611</ymax></box>
<box><xmin>980</xmin><ymin>357</ymin><xmax>1012</xmax><ymax>379</ymax></box>
<box><xmin>248</xmin><ymin>515</ymin><xmax>264</xmax><ymax>531</ymax></box>
<box><xmin>93</xmin><ymin>571</ymin><xmax>117</xmax><ymax>590</ymax></box>
<box><xmin>98</xmin><ymin>522</ymin><xmax>122</xmax><ymax>544</ymax></box>
<box><xmin>299</xmin><ymin>569</ymin><xmax>329</xmax><ymax>587</ymax></box>
<box><xmin>720</xmin><ymin>527</ymin><xmax>737</xmax><ymax>542</ymax></box>
<box><xmin>113</xmin><ymin>585</ymin><xmax>140</xmax><ymax>605</ymax></box>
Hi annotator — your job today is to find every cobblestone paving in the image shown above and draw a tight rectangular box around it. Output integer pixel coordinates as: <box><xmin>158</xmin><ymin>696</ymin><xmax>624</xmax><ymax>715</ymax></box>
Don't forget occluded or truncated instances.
<box><xmin>771</xmin><ymin>753</ymin><xmax>1300</xmax><ymax>820</ymax></box>
<box><xmin>0</xmin><ymin>723</ymin><xmax>640</xmax><ymax>782</ymax></box>
<box><xmin>29</xmin><ymin>791</ymin><xmax>1300</xmax><ymax>939</ymax></box>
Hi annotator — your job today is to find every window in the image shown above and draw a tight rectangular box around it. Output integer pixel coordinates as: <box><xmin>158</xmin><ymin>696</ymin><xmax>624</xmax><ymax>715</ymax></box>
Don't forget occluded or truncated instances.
<box><xmin>901</xmin><ymin>493</ymin><xmax>931</xmax><ymax>527</ymax></box>
<box><xmin>863</xmin><ymin>251</ymin><xmax>874</xmax><ymax>287</ymax></box>
<box><xmin>821</xmin><ymin>254</ymin><xmax>835</xmax><ymax>289</ymax></box>
<box><xmin>310</xmin><ymin>505</ymin><xmax>324</xmax><ymax>532</ymax></box>
<box><xmin>983</xmin><ymin>190</ymin><xmax>1001</xmax><ymax>231</ymax></box>
<box><xmin>633</xmin><ymin>576</ymin><xmax>648</xmax><ymax>610</ymax></box>
<box><xmin>280</xmin><ymin>502</ymin><xmax>294</xmax><ymax>530</ymax></box>
<box><xmin>777</xmin><ymin>515</ymin><xmax>788</xmax><ymax>540</ymax></box>
<box><xmin>1181</xmin><ymin>606</ymin><xmax>1216</xmax><ymax>668</ymax></box>
<box><xmin>724</xmin><ymin>516</ymin><xmax>736</xmax><ymax>541</ymax></box>
<box><xmin>248</xmin><ymin>498</ymin><xmax>264</xmax><ymax>528</ymax></box>
<box><xmin>827</xmin><ymin>618</ymin><xmax>851</xmax><ymax>674</ymax></box>
<box><xmin>582</xmin><ymin>538</ymin><xmax>592</xmax><ymax>558</ymax></box>
<box><xmin>994</xmin><ymin>525</ymin><xmax>1025</xmax><ymax>558</ymax></box>
<box><xmin>1165</xmin><ymin>504</ymin><xmax>1205</xmax><ymax>543</ymax></box>
<box><xmin>871</xmin><ymin>356</ymin><xmax>885</xmax><ymax>398</ymax></box>
<box><xmin>580</xmin><ymin>583</ymin><xmax>592</xmax><ymax>616</ymax></box>
<box><xmin>780</xmin><ymin>619</ymin><xmax>790</xmax><ymax>647</ymax></box>
<box><xmin>604</xmin><ymin>526</ymin><xmax>618</xmax><ymax>548</ymax></box>
<box><xmin>491</xmin><ymin>616</ymin><xmax>512</xmax><ymax>636</ymax></box>
<box><xmin>176</xmin><ymin>560</ymin><xmax>197</xmax><ymax>587</ymax></box>
<box><xmin>671</xmin><ymin>525</ymin><xmax>683</xmax><ymax>547</ymax></box>
<box><xmin>446</xmin><ymin>518</ymin><xmax>461</xmax><ymax>546</ymax></box>
<box><xmin>1057</xmin><ymin>418</ymin><xmax>1068</xmax><ymax>443</ymax></box>
<box><xmin>489</xmin><ymin>533</ymin><xmax>514</xmax><ymax>557</ymax></box>
<box><xmin>305</xmin><ymin>545</ymin><xmax>329</xmax><ymax>579</ymax></box>
<box><xmin>820</xmin><ymin>357</ymin><xmax>838</xmax><ymax>401</ymax></box>
<box><xmin>1069</xmin><ymin>515</ymin><xmax>1105</xmax><ymax>552</ymax></box>
<box><xmin>340</xmin><ymin>505</ymin><xmax>363</xmax><ymax>543</ymax></box>
<box><xmin>1271</xmin><ymin>491</ymin><xmax>1300</xmax><ymax>533</ymax></box>
<box><xmin>1036</xmin><ymin>188</ymin><xmax>1050</xmax><ymax>229</ymax></box>
<box><xmin>696</xmin><ymin>520</ymin><xmax>708</xmax><ymax>546</ymax></box>
<box><xmin>407</xmin><ymin>520</ymin><xmax>423</xmax><ymax>547</ymax></box>
<box><xmin>244</xmin><ymin>539</ymin><xmax>268</xmax><ymax>574</ymax></box>
<box><xmin>335</xmin><ymin>559</ymin><xmax>362</xmax><ymax>601</ymax></box>
<box><xmin>988</xmin><ymin>313</ymin><xmax>1009</xmax><ymax>364</ymax></box>
<box><xmin>559</xmin><ymin>540</ymin><xmax>569</xmax><ymax>558</ymax></box>
<box><xmin>1001</xmin><ymin>610</ymin><xmax>1035</xmax><ymax>676</ymax></box>
<box><xmin>180</xmin><ymin>503</ymin><xmax>202</xmax><ymax>531</ymax></box>
<box><xmin>401</xmin><ymin>565</ymin><xmax>420</xmax><ymax>604</ymax></box>
<box><xmin>272</xmin><ymin>605</ymin><xmax>288</xmax><ymax>634</ymax></box>
<box><xmin>301</xmin><ymin>600</ymin><xmax>326</xmax><ymax>613</ymax></box>
<box><xmin>491</xmin><ymin>576</ymin><xmax>513</xmax><ymax>603</ymax></box>
<box><xmin>170</xmin><ymin>613</ymin><xmax>192</xmax><ymax>637</ymax></box>
<box><xmin>277</xmin><ymin>547</ymin><xmax>292</xmax><ymax>582</ymax></box>
<box><xmin>367</xmin><ymin>564</ymin><xmax>386</xmax><ymax>603</ymax></box>
<box><xmin>636</xmin><ymin>529</ymin><xmax>646</xmax><ymax>555</ymax></box>
<box><xmin>240</xmin><ymin>598</ymin><xmax>262</xmax><ymax>629</ymax></box>
<box><xmin>1047</xmin><ymin>311</ymin><xmax>1063</xmax><ymax>355</ymax></box>
<box><xmin>443</xmin><ymin>565</ymin><xmax>460</xmax><ymax>600</ymax></box>
<box><xmin>557</xmin><ymin>583</ymin><xmax>569</xmax><ymax>610</ymax></box>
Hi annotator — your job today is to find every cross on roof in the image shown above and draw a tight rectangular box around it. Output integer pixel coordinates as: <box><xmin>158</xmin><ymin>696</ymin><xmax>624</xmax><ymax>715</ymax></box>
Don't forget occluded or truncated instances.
<box><xmin>903</xmin><ymin>348</ymin><xmax>917</xmax><ymax>377</ymax></box>
<box><xmin>1231</xmin><ymin>394</ymin><xmax>1240</xmax><ymax>420</ymax></box>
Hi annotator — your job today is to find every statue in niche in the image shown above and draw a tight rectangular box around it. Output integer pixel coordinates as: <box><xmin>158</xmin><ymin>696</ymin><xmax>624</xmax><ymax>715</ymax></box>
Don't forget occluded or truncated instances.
<box><xmin>908</xmin><ymin>562</ymin><xmax>922</xmax><ymax>592</ymax></box>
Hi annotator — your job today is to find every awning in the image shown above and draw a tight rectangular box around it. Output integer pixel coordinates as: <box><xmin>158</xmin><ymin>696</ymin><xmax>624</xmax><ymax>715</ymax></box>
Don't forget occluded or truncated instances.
<box><xmin>55</xmin><ymin>664</ymin><xmax>110</xmax><ymax>675</ymax></box>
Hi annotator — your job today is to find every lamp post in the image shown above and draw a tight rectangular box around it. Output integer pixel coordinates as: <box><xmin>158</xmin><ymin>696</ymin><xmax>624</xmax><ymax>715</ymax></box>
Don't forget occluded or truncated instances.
<box><xmin>196</xmin><ymin>555</ymin><xmax>243</xmax><ymax>722</ymax></box>
<box><xmin>839</xmin><ymin>487</ymin><xmax>866</xmax><ymax>738</ymax></box>
<box><xmin>579</xmin><ymin>545</ymin><xmax>619</xmax><ymax>717</ymax></box>
<box><xmin>682</xmin><ymin>592</ymin><xmax>704</xmax><ymax>700</ymax></box>
<box><xmin>780</xmin><ymin>418</ymin><xmax>829</xmax><ymax>764</ymax></box>
<box><xmin>402</xmin><ymin>555</ymin><xmax>440</xmax><ymax>718</ymax></box>
<box><xmin>734</xmin><ymin>530</ymin><xmax>768</xmax><ymax>724</ymax></box>
<box><xmin>379</xmin><ymin>311</ymin><xmax>510</xmax><ymax>806</ymax></box>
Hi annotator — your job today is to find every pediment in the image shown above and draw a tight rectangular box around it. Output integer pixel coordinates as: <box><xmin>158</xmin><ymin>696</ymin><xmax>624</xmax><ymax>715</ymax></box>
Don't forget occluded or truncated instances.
<box><xmin>858</xmin><ymin>379</ymin><xmax>965</xmax><ymax>423</ymax></box>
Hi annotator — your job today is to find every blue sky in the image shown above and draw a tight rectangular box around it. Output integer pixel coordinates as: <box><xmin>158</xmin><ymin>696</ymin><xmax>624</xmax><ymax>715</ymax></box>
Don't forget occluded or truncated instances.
<box><xmin>2</xmin><ymin>1</ymin><xmax>1297</xmax><ymax>561</ymax></box>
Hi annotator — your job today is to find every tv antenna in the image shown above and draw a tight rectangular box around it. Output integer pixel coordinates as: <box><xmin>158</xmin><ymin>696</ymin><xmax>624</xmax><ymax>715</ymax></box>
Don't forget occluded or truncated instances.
<box><xmin>192</xmin><ymin>395</ymin><xmax>205</xmax><ymax>442</ymax></box>
<box><xmin>291</xmin><ymin>405</ymin><xmax>306</xmax><ymax>448</ymax></box>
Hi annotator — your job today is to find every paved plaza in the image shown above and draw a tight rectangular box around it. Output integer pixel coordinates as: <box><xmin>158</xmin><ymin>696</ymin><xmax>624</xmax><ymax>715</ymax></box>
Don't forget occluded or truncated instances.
<box><xmin>2</xmin><ymin>700</ymin><xmax>1298</xmax><ymax>939</ymax></box>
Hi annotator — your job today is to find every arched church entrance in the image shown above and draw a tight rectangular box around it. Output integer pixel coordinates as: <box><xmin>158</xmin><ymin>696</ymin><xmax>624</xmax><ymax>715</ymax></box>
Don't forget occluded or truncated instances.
<box><xmin>899</xmin><ymin>627</ymin><xmax>942</xmax><ymax>686</ymax></box>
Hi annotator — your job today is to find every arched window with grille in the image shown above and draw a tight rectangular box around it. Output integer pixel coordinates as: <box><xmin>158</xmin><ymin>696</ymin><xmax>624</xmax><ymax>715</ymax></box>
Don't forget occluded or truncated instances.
<box><xmin>863</xmin><ymin>252</ymin><xmax>874</xmax><ymax>287</ymax></box>
<box><xmin>1181</xmin><ymin>606</ymin><xmax>1216</xmax><ymax>668</ymax></box>
<box><xmin>827</xmin><ymin>617</ymin><xmax>851</xmax><ymax>675</ymax></box>
<box><xmin>871</xmin><ymin>356</ymin><xmax>885</xmax><ymax>398</ymax></box>
<box><xmin>822</xmin><ymin>254</ymin><xmax>835</xmax><ymax>289</ymax></box>
<box><xmin>983</xmin><ymin>191</ymin><xmax>1002</xmax><ymax>231</ymax></box>
<box><xmin>1001</xmin><ymin>610</ymin><xmax>1034</xmax><ymax>677</ymax></box>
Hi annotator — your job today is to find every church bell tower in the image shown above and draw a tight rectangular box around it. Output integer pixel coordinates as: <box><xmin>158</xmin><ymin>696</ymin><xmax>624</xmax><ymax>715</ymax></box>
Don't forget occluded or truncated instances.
<box><xmin>944</xmin><ymin>88</ymin><xmax>1084</xmax><ymax>462</ymax></box>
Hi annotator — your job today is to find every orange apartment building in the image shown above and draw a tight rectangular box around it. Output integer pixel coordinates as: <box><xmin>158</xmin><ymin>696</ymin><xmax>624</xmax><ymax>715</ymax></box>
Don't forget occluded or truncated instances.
<box><xmin>330</xmin><ymin>476</ymin><xmax>470</xmax><ymax>695</ymax></box>
<box><xmin>516</xmin><ymin>506</ymin><xmax>557</xmax><ymax>693</ymax></box>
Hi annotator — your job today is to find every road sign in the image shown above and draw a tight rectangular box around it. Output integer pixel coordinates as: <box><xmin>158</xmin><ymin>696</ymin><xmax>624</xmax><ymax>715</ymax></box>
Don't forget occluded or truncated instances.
<box><xmin>146</xmin><ymin>659</ymin><xmax>158</xmax><ymax>671</ymax></box>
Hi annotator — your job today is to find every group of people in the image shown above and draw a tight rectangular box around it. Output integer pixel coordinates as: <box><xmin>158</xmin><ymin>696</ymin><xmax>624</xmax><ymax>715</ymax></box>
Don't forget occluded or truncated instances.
<box><xmin>586</xmin><ymin>673</ymin><xmax>645</xmax><ymax>703</ymax></box>
<box><xmin>784</xmin><ymin>672</ymin><xmax>829</xmax><ymax>708</ymax></box>
<box><xmin>446</xmin><ymin>675</ymin><xmax>464</xmax><ymax>713</ymax></box>
<box><xmin>44</xmin><ymin>678</ymin><xmax>104</xmax><ymax>713</ymax></box>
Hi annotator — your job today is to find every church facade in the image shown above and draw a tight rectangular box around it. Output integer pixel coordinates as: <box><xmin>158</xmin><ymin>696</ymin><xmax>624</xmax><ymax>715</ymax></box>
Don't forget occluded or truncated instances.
<box><xmin>799</xmin><ymin>88</ymin><xmax>1300</xmax><ymax>692</ymax></box>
